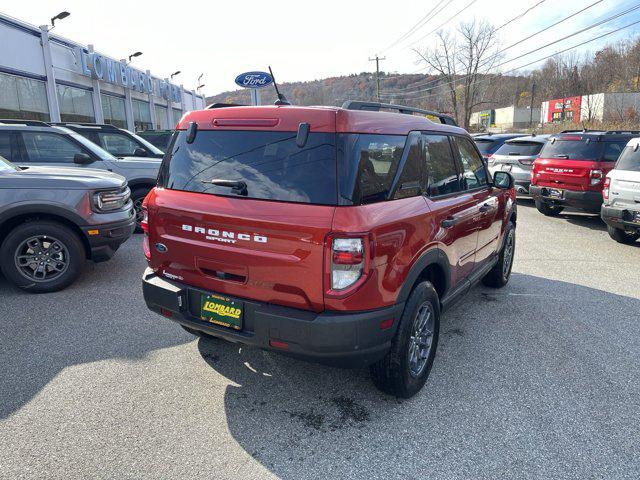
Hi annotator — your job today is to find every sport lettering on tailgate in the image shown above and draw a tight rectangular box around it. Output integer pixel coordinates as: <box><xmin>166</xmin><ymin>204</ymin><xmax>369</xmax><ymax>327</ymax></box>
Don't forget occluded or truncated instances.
<box><xmin>181</xmin><ymin>224</ymin><xmax>267</xmax><ymax>244</ymax></box>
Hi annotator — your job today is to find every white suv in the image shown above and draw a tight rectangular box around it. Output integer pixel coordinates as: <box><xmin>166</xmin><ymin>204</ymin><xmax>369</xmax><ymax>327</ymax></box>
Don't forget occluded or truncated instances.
<box><xmin>601</xmin><ymin>137</ymin><xmax>640</xmax><ymax>244</ymax></box>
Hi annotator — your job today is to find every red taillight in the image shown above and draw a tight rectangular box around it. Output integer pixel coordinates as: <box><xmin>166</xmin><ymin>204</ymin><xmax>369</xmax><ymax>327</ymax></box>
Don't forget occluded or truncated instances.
<box><xmin>590</xmin><ymin>169</ymin><xmax>603</xmax><ymax>186</ymax></box>
<box><xmin>603</xmin><ymin>177</ymin><xmax>611</xmax><ymax>200</ymax></box>
<box><xmin>325</xmin><ymin>235</ymin><xmax>370</xmax><ymax>296</ymax></box>
<box><xmin>141</xmin><ymin>205</ymin><xmax>151</xmax><ymax>260</ymax></box>
<box><xmin>518</xmin><ymin>158</ymin><xmax>534</xmax><ymax>166</ymax></box>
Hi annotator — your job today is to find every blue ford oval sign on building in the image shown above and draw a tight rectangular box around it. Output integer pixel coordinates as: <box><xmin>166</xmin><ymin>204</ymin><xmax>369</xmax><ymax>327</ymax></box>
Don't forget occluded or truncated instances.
<box><xmin>235</xmin><ymin>71</ymin><xmax>273</xmax><ymax>89</ymax></box>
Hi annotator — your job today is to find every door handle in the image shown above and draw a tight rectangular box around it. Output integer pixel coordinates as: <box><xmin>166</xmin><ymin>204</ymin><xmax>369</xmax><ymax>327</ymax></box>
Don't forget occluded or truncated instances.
<box><xmin>441</xmin><ymin>216</ymin><xmax>458</xmax><ymax>228</ymax></box>
<box><xmin>479</xmin><ymin>204</ymin><xmax>491</xmax><ymax>213</ymax></box>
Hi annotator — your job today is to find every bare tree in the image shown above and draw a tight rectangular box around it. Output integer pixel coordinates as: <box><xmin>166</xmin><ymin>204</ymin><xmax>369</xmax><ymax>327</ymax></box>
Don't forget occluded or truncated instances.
<box><xmin>414</xmin><ymin>20</ymin><xmax>501</xmax><ymax>128</ymax></box>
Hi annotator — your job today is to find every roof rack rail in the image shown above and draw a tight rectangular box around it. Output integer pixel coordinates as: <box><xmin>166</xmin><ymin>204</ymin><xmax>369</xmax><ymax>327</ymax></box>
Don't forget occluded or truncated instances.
<box><xmin>52</xmin><ymin>122</ymin><xmax>120</xmax><ymax>131</ymax></box>
<box><xmin>604</xmin><ymin>130</ymin><xmax>640</xmax><ymax>135</ymax></box>
<box><xmin>0</xmin><ymin>119</ymin><xmax>51</xmax><ymax>127</ymax></box>
<box><xmin>206</xmin><ymin>103</ymin><xmax>247</xmax><ymax>109</ymax></box>
<box><xmin>559</xmin><ymin>129</ymin><xmax>589</xmax><ymax>133</ymax></box>
<box><xmin>341</xmin><ymin>101</ymin><xmax>458</xmax><ymax>126</ymax></box>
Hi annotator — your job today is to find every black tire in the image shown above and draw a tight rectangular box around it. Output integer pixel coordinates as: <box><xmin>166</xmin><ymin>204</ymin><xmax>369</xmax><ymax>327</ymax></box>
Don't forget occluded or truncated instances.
<box><xmin>607</xmin><ymin>225</ymin><xmax>640</xmax><ymax>245</ymax></box>
<box><xmin>370</xmin><ymin>281</ymin><xmax>440</xmax><ymax>398</ymax></box>
<box><xmin>482</xmin><ymin>221</ymin><xmax>516</xmax><ymax>288</ymax></box>
<box><xmin>535</xmin><ymin>200</ymin><xmax>564</xmax><ymax>216</ymax></box>
<box><xmin>0</xmin><ymin>221</ymin><xmax>85</xmax><ymax>293</ymax></box>
<box><xmin>131</xmin><ymin>187</ymin><xmax>150</xmax><ymax>233</ymax></box>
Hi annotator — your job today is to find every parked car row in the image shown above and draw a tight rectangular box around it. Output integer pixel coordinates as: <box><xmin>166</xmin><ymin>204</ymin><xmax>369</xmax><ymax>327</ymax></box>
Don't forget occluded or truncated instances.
<box><xmin>474</xmin><ymin>130</ymin><xmax>640</xmax><ymax>245</ymax></box>
<box><xmin>0</xmin><ymin>119</ymin><xmax>168</xmax><ymax>292</ymax></box>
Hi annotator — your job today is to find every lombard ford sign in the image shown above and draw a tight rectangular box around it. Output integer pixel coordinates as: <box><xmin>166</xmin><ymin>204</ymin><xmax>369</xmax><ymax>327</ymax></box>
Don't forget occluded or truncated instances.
<box><xmin>235</xmin><ymin>71</ymin><xmax>273</xmax><ymax>89</ymax></box>
<box><xmin>75</xmin><ymin>47</ymin><xmax>182</xmax><ymax>103</ymax></box>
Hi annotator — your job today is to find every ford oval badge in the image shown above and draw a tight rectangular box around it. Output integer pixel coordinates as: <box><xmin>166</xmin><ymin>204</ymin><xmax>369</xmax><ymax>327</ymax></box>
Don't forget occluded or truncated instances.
<box><xmin>154</xmin><ymin>243</ymin><xmax>168</xmax><ymax>253</ymax></box>
<box><xmin>234</xmin><ymin>71</ymin><xmax>273</xmax><ymax>89</ymax></box>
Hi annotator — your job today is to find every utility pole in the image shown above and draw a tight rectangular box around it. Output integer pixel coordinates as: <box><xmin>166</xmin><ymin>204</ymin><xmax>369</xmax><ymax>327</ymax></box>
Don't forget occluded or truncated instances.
<box><xmin>369</xmin><ymin>55</ymin><xmax>386</xmax><ymax>102</ymax></box>
<box><xmin>529</xmin><ymin>82</ymin><xmax>536</xmax><ymax>129</ymax></box>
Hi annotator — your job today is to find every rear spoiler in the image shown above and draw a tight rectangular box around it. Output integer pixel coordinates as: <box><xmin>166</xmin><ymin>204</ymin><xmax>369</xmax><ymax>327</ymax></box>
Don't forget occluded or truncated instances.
<box><xmin>341</xmin><ymin>101</ymin><xmax>458</xmax><ymax>126</ymax></box>
<box><xmin>206</xmin><ymin>103</ymin><xmax>247</xmax><ymax>109</ymax></box>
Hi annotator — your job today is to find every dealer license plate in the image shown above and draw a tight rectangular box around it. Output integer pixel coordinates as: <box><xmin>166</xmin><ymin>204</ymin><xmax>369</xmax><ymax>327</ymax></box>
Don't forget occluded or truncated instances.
<box><xmin>200</xmin><ymin>293</ymin><xmax>243</xmax><ymax>330</ymax></box>
<box><xmin>548</xmin><ymin>188</ymin><xmax>563</xmax><ymax>199</ymax></box>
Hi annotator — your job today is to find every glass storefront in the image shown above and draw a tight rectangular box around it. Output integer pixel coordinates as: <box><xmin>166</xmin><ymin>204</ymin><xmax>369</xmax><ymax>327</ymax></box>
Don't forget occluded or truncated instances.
<box><xmin>172</xmin><ymin>108</ymin><xmax>182</xmax><ymax>126</ymax></box>
<box><xmin>101</xmin><ymin>94</ymin><xmax>127</xmax><ymax>129</ymax></box>
<box><xmin>154</xmin><ymin>104</ymin><xmax>168</xmax><ymax>130</ymax></box>
<box><xmin>57</xmin><ymin>84</ymin><xmax>95</xmax><ymax>122</ymax></box>
<box><xmin>132</xmin><ymin>99</ymin><xmax>152</xmax><ymax>132</ymax></box>
<box><xmin>0</xmin><ymin>72</ymin><xmax>50</xmax><ymax>121</ymax></box>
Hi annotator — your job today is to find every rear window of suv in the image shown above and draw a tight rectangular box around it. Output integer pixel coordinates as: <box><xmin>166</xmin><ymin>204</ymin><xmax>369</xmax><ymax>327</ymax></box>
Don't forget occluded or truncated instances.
<box><xmin>494</xmin><ymin>141</ymin><xmax>543</xmax><ymax>157</ymax></box>
<box><xmin>615</xmin><ymin>146</ymin><xmax>640</xmax><ymax>171</ymax></box>
<box><xmin>159</xmin><ymin>130</ymin><xmax>337</xmax><ymax>205</ymax></box>
<box><xmin>540</xmin><ymin>138</ymin><xmax>629</xmax><ymax>161</ymax></box>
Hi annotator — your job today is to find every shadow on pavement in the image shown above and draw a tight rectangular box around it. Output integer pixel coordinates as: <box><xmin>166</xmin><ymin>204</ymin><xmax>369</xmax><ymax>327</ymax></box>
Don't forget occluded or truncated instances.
<box><xmin>0</xmin><ymin>238</ymin><xmax>190</xmax><ymax>419</ymax></box>
<box><xmin>197</xmin><ymin>273</ymin><xmax>640</xmax><ymax>479</ymax></box>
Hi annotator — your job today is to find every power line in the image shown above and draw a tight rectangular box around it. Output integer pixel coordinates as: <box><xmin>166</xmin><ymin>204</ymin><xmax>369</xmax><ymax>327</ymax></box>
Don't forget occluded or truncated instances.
<box><xmin>381</xmin><ymin>0</ymin><xmax>558</xmax><ymax>90</ymax></box>
<box><xmin>379</xmin><ymin>17</ymin><xmax>640</xmax><ymax>102</ymax></box>
<box><xmin>382</xmin><ymin>0</ymin><xmax>610</xmax><ymax>97</ymax></box>
<box><xmin>381</xmin><ymin>0</ymin><xmax>452</xmax><ymax>53</ymax></box>
<box><xmin>406</xmin><ymin>0</ymin><xmax>480</xmax><ymax>48</ymax></box>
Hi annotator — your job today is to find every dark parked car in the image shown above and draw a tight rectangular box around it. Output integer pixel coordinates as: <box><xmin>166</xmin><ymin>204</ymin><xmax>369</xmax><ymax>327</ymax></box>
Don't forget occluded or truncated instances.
<box><xmin>0</xmin><ymin>154</ymin><xmax>134</xmax><ymax>292</ymax></box>
<box><xmin>473</xmin><ymin>133</ymin><xmax>526</xmax><ymax>162</ymax></box>
<box><xmin>137</xmin><ymin>130</ymin><xmax>173</xmax><ymax>152</ymax></box>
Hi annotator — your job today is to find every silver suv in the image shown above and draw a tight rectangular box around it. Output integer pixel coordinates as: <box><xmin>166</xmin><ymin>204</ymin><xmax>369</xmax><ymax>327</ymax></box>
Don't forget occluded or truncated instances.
<box><xmin>0</xmin><ymin>120</ymin><xmax>160</xmax><ymax>230</ymax></box>
<box><xmin>487</xmin><ymin>135</ymin><xmax>549</xmax><ymax>195</ymax></box>
<box><xmin>601</xmin><ymin>137</ymin><xmax>640</xmax><ymax>244</ymax></box>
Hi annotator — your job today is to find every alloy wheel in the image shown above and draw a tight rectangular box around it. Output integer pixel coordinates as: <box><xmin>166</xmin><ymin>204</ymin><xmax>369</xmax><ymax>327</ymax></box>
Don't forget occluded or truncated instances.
<box><xmin>408</xmin><ymin>301</ymin><xmax>435</xmax><ymax>378</ymax></box>
<box><xmin>14</xmin><ymin>235</ymin><xmax>70</xmax><ymax>282</ymax></box>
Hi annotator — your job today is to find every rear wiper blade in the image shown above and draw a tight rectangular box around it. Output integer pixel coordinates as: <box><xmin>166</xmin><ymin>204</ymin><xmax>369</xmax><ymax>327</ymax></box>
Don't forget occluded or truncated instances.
<box><xmin>202</xmin><ymin>178</ymin><xmax>248</xmax><ymax>196</ymax></box>
<box><xmin>555</xmin><ymin>154</ymin><xmax>569</xmax><ymax>159</ymax></box>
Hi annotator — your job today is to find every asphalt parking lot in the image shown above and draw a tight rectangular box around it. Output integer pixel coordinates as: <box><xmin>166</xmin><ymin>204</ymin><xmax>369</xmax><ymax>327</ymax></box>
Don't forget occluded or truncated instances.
<box><xmin>1</xmin><ymin>199</ymin><xmax>639</xmax><ymax>480</ymax></box>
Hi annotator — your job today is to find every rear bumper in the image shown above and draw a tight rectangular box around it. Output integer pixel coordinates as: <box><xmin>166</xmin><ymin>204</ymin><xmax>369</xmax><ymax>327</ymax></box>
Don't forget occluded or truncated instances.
<box><xmin>81</xmin><ymin>213</ymin><xmax>135</xmax><ymax>262</ymax></box>
<box><xmin>142</xmin><ymin>268</ymin><xmax>404</xmax><ymax>368</ymax></box>
<box><xmin>530</xmin><ymin>185</ymin><xmax>602</xmax><ymax>213</ymax></box>
<box><xmin>601</xmin><ymin>204</ymin><xmax>640</xmax><ymax>231</ymax></box>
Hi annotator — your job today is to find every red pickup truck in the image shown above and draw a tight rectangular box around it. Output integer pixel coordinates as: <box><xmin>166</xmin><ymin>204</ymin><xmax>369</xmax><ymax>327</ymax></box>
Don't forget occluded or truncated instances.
<box><xmin>141</xmin><ymin>102</ymin><xmax>517</xmax><ymax>397</ymax></box>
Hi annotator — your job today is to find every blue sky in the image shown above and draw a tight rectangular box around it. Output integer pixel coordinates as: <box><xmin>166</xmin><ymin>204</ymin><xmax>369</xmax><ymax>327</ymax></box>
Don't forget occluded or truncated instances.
<box><xmin>2</xmin><ymin>0</ymin><xmax>640</xmax><ymax>95</ymax></box>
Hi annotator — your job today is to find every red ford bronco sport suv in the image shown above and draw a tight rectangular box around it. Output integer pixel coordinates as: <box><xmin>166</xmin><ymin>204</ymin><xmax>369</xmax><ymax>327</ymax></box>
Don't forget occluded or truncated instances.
<box><xmin>142</xmin><ymin>101</ymin><xmax>517</xmax><ymax>397</ymax></box>
<box><xmin>530</xmin><ymin>130</ymin><xmax>635</xmax><ymax>216</ymax></box>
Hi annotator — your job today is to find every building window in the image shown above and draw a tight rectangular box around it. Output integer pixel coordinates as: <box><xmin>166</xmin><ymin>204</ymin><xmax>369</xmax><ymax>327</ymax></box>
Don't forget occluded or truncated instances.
<box><xmin>0</xmin><ymin>72</ymin><xmax>50</xmax><ymax>121</ymax></box>
<box><xmin>154</xmin><ymin>104</ymin><xmax>168</xmax><ymax>130</ymax></box>
<box><xmin>57</xmin><ymin>84</ymin><xmax>95</xmax><ymax>122</ymax></box>
<box><xmin>172</xmin><ymin>108</ymin><xmax>182</xmax><ymax>126</ymax></box>
<box><xmin>132</xmin><ymin>99</ymin><xmax>152</xmax><ymax>132</ymax></box>
<box><xmin>101</xmin><ymin>95</ymin><xmax>127</xmax><ymax>129</ymax></box>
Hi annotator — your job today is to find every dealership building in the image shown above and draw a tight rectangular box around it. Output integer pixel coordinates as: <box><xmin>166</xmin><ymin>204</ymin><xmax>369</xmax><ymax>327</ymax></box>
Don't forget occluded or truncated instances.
<box><xmin>0</xmin><ymin>12</ymin><xmax>206</xmax><ymax>132</ymax></box>
<box><xmin>540</xmin><ymin>93</ymin><xmax>640</xmax><ymax>125</ymax></box>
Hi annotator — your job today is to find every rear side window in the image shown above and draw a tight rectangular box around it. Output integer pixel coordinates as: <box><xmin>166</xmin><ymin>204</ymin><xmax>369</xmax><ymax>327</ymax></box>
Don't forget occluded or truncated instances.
<box><xmin>21</xmin><ymin>132</ymin><xmax>85</xmax><ymax>163</ymax></box>
<box><xmin>495</xmin><ymin>141</ymin><xmax>543</xmax><ymax>156</ymax></box>
<box><xmin>99</xmin><ymin>132</ymin><xmax>139</xmax><ymax>157</ymax></box>
<box><xmin>602</xmin><ymin>142</ymin><xmax>627</xmax><ymax>162</ymax></box>
<box><xmin>423</xmin><ymin>134</ymin><xmax>460</xmax><ymax>197</ymax></box>
<box><xmin>540</xmin><ymin>139</ymin><xmax>603</xmax><ymax>161</ymax></box>
<box><xmin>454</xmin><ymin>137</ymin><xmax>488</xmax><ymax>190</ymax></box>
<box><xmin>338</xmin><ymin>134</ymin><xmax>406</xmax><ymax>205</ymax></box>
<box><xmin>615</xmin><ymin>146</ymin><xmax>640</xmax><ymax>172</ymax></box>
<box><xmin>0</xmin><ymin>131</ymin><xmax>13</xmax><ymax>161</ymax></box>
<box><xmin>393</xmin><ymin>134</ymin><xmax>422</xmax><ymax>200</ymax></box>
<box><xmin>159</xmin><ymin>130</ymin><xmax>337</xmax><ymax>205</ymax></box>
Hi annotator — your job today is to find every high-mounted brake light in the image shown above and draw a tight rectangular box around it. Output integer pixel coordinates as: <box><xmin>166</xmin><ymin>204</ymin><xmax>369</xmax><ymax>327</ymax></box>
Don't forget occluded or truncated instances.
<box><xmin>603</xmin><ymin>177</ymin><xmax>611</xmax><ymax>201</ymax></box>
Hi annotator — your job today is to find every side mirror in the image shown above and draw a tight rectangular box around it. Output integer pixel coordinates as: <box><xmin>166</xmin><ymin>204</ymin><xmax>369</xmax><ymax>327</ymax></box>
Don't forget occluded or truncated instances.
<box><xmin>73</xmin><ymin>153</ymin><xmax>94</xmax><ymax>164</ymax></box>
<box><xmin>493</xmin><ymin>171</ymin><xmax>514</xmax><ymax>189</ymax></box>
<box><xmin>133</xmin><ymin>147</ymin><xmax>148</xmax><ymax>157</ymax></box>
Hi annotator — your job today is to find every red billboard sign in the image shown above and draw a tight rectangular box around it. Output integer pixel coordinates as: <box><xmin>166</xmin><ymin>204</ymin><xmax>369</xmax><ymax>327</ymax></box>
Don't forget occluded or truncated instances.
<box><xmin>547</xmin><ymin>96</ymin><xmax>581</xmax><ymax>123</ymax></box>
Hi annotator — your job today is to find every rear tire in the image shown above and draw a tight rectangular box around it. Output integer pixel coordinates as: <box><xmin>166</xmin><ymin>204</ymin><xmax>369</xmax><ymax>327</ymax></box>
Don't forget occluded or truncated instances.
<box><xmin>607</xmin><ymin>225</ymin><xmax>640</xmax><ymax>244</ymax></box>
<box><xmin>132</xmin><ymin>187</ymin><xmax>150</xmax><ymax>233</ymax></box>
<box><xmin>535</xmin><ymin>200</ymin><xmax>564</xmax><ymax>216</ymax></box>
<box><xmin>370</xmin><ymin>281</ymin><xmax>440</xmax><ymax>398</ymax></box>
<box><xmin>0</xmin><ymin>221</ymin><xmax>85</xmax><ymax>293</ymax></box>
<box><xmin>482</xmin><ymin>222</ymin><xmax>515</xmax><ymax>288</ymax></box>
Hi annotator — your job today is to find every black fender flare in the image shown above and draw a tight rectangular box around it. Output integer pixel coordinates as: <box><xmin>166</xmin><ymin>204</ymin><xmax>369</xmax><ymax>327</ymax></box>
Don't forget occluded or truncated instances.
<box><xmin>396</xmin><ymin>247</ymin><xmax>451</xmax><ymax>304</ymax></box>
<box><xmin>0</xmin><ymin>202</ymin><xmax>87</xmax><ymax>228</ymax></box>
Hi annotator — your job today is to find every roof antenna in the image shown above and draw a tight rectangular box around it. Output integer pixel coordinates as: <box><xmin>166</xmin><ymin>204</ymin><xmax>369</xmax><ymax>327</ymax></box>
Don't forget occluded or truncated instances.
<box><xmin>269</xmin><ymin>66</ymin><xmax>290</xmax><ymax>105</ymax></box>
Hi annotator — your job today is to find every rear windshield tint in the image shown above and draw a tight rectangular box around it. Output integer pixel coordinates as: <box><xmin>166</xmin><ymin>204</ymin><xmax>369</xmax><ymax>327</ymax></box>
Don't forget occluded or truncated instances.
<box><xmin>540</xmin><ymin>139</ymin><xmax>603</xmax><ymax>161</ymax></box>
<box><xmin>615</xmin><ymin>146</ymin><xmax>640</xmax><ymax>171</ymax></box>
<box><xmin>494</xmin><ymin>141</ymin><xmax>543</xmax><ymax>157</ymax></box>
<box><xmin>474</xmin><ymin>139</ymin><xmax>496</xmax><ymax>155</ymax></box>
<box><xmin>158</xmin><ymin>130</ymin><xmax>337</xmax><ymax>205</ymax></box>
